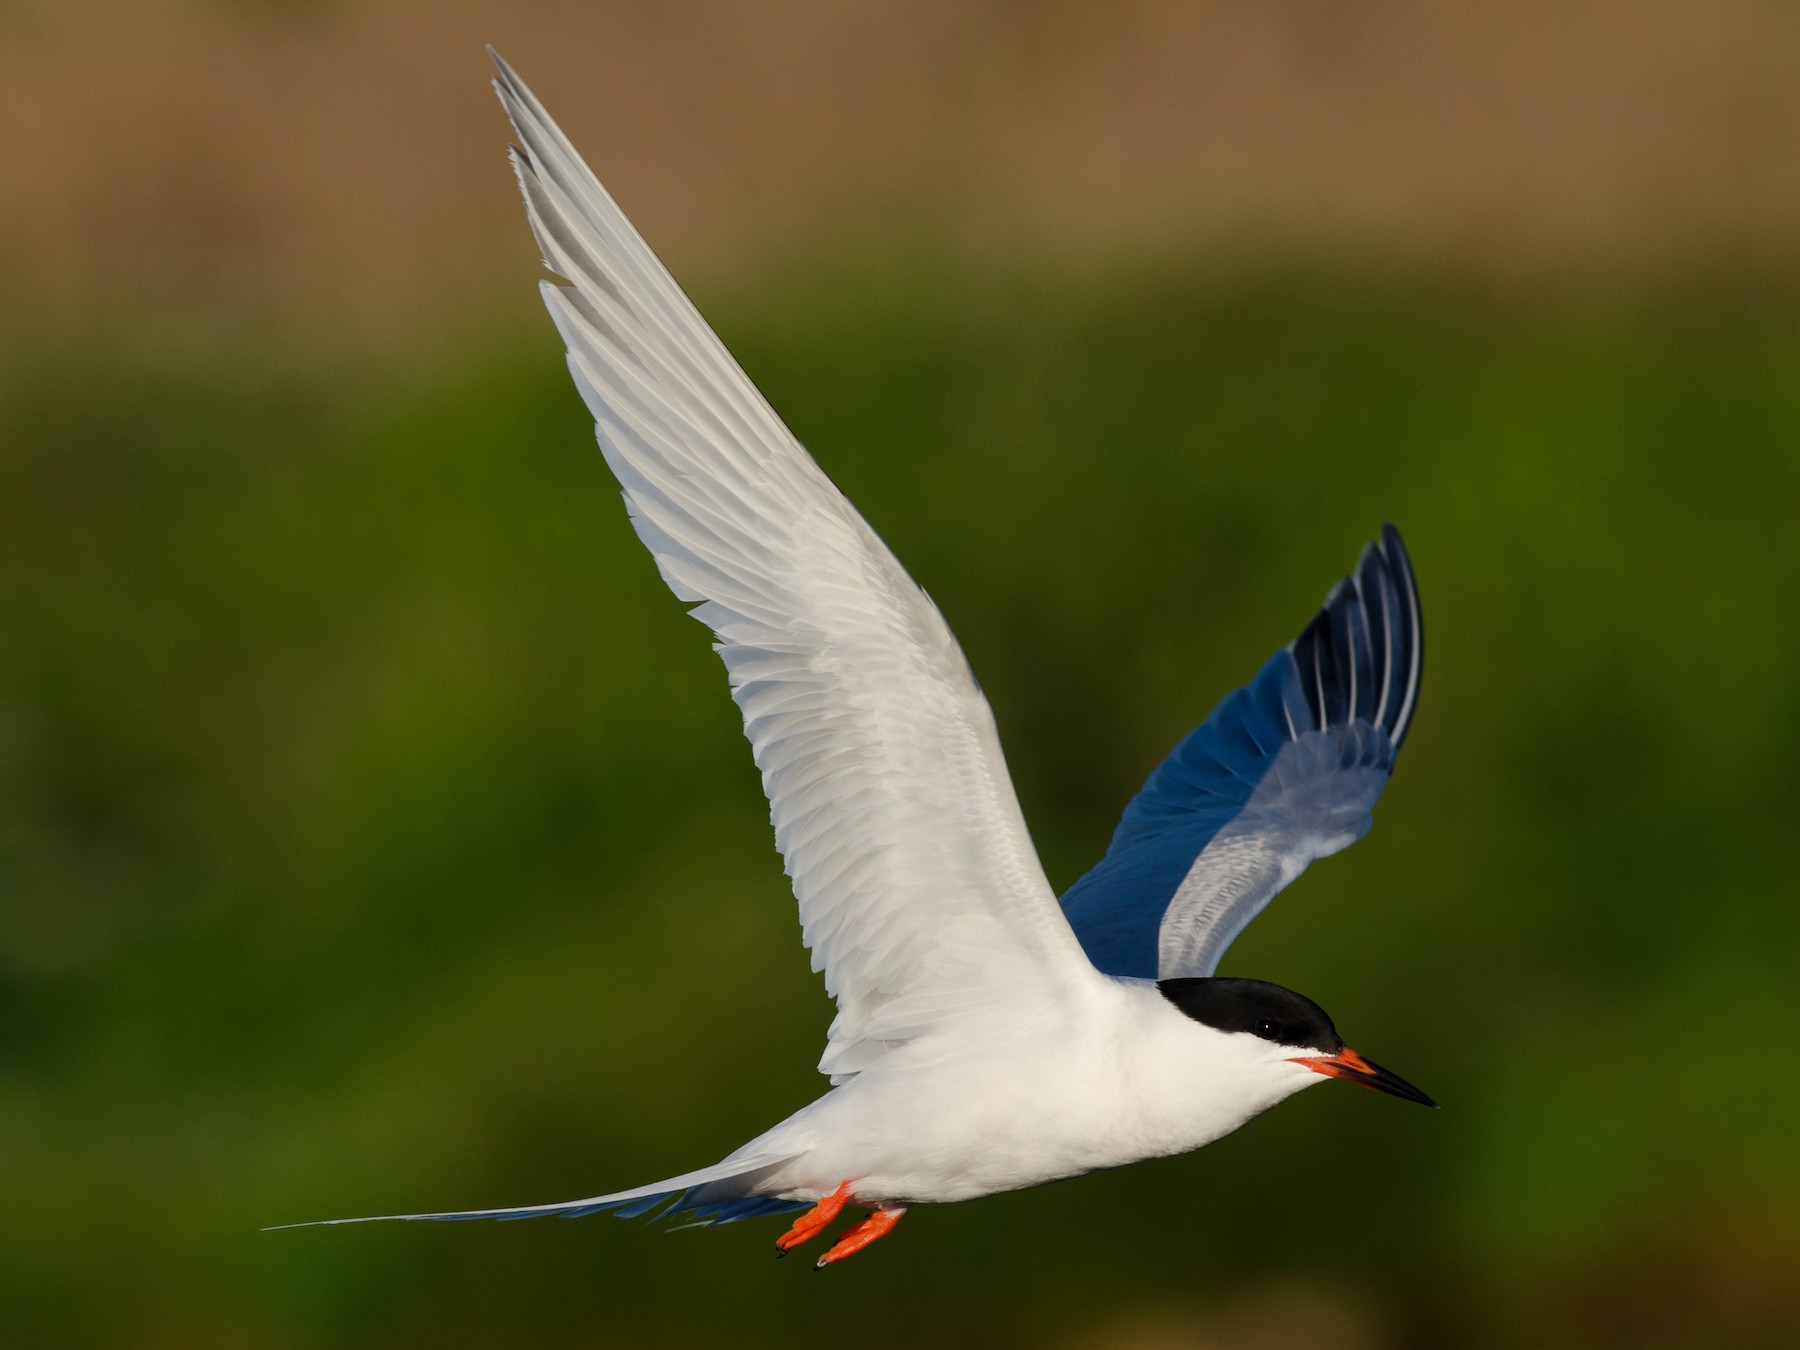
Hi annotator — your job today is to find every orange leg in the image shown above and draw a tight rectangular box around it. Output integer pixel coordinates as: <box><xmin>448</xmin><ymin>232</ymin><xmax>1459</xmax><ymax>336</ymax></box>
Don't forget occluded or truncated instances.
<box><xmin>813</xmin><ymin>1206</ymin><xmax>907</xmax><ymax>1269</ymax></box>
<box><xmin>774</xmin><ymin>1181</ymin><xmax>853</xmax><ymax>1256</ymax></box>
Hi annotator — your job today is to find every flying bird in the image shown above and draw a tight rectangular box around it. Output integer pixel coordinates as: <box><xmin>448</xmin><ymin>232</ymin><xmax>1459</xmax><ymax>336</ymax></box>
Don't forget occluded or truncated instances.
<box><xmin>279</xmin><ymin>51</ymin><xmax>1434</xmax><ymax>1268</ymax></box>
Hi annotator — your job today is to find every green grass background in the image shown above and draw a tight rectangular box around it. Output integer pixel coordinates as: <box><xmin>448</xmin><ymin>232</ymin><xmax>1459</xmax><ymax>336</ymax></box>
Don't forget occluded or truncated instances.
<box><xmin>3</xmin><ymin>251</ymin><xmax>1799</xmax><ymax>1347</ymax></box>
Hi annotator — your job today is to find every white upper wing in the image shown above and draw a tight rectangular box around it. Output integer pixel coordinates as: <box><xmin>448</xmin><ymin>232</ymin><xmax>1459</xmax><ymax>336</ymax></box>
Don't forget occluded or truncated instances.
<box><xmin>491</xmin><ymin>53</ymin><xmax>1102</xmax><ymax>1082</ymax></box>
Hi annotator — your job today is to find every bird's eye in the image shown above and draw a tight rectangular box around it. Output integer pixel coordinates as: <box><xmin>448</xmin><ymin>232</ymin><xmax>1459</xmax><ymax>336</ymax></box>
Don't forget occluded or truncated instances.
<box><xmin>1255</xmin><ymin>1018</ymin><xmax>1278</xmax><ymax>1039</ymax></box>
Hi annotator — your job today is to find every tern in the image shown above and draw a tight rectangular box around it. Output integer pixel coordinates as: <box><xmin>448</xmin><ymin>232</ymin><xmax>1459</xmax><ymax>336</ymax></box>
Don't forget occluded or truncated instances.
<box><xmin>280</xmin><ymin>52</ymin><xmax>1434</xmax><ymax>1268</ymax></box>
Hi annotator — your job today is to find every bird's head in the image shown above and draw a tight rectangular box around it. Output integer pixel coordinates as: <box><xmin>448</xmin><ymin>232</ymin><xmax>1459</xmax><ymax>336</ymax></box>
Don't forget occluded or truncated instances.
<box><xmin>1157</xmin><ymin>976</ymin><xmax>1436</xmax><ymax>1108</ymax></box>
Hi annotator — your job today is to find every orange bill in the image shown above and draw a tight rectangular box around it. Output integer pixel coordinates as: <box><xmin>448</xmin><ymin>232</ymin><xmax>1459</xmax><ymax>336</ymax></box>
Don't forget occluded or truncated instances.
<box><xmin>1290</xmin><ymin>1046</ymin><xmax>1437</xmax><ymax>1107</ymax></box>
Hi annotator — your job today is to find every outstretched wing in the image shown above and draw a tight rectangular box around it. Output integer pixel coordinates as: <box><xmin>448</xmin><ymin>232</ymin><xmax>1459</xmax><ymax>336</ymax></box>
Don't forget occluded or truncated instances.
<box><xmin>1059</xmin><ymin>526</ymin><xmax>1422</xmax><ymax>980</ymax></box>
<box><xmin>492</xmin><ymin>53</ymin><xmax>1102</xmax><ymax>1084</ymax></box>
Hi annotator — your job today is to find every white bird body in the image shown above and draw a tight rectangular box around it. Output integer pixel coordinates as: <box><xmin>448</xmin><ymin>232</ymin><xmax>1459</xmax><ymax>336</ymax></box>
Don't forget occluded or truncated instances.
<box><xmin>276</xmin><ymin>51</ymin><xmax>1433</xmax><ymax>1266</ymax></box>
<box><xmin>733</xmin><ymin>978</ymin><xmax>1320</xmax><ymax>1208</ymax></box>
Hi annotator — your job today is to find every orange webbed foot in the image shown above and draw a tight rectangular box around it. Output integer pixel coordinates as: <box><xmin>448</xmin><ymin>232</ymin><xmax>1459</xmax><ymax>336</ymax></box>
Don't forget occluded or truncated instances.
<box><xmin>773</xmin><ymin>1181</ymin><xmax>852</xmax><ymax>1257</ymax></box>
<box><xmin>813</xmin><ymin>1206</ymin><xmax>906</xmax><ymax>1269</ymax></box>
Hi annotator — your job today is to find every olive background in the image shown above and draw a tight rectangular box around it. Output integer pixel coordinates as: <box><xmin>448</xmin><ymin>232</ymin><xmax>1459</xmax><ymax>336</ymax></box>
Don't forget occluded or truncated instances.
<box><xmin>4</xmin><ymin>4</ymin><xmax>1799</xmax><ymax>1347</ymax></box>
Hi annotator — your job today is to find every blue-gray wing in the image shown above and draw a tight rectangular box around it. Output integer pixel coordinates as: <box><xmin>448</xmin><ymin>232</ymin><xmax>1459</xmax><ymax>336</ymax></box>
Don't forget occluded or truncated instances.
<box><xmin>1059</xmin><ymin>525</ymin><xmax>1423</xmax><ymax>980</ymax></box>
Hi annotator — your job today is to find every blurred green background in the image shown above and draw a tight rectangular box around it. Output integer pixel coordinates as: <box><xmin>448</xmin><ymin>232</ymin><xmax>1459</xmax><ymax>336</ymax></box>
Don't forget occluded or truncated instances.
<box><xmin>4</xmin><ymin>4</ymin><xmax>1800</xmax><ymax>1347</ymax></box>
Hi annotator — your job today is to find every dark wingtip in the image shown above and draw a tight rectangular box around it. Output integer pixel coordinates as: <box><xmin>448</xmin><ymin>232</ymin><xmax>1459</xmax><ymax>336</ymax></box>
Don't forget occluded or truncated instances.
<box><xmin>1286</xmin><ymin>524</ymin><xmax>1423</xmax><ymax>752</ymax></box>
<box><xmin>1375</xmin><ymin>523</ymin><xmax>1423</xmax><ymax>749</ymax></box>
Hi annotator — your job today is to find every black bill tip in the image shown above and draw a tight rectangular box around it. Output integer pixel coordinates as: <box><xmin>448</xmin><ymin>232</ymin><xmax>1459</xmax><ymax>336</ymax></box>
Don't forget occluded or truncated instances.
<box><xmin>1293</xmin><ymin>1047</ymin><xmax>1438</xmax><ymax>1108</ymax></box>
